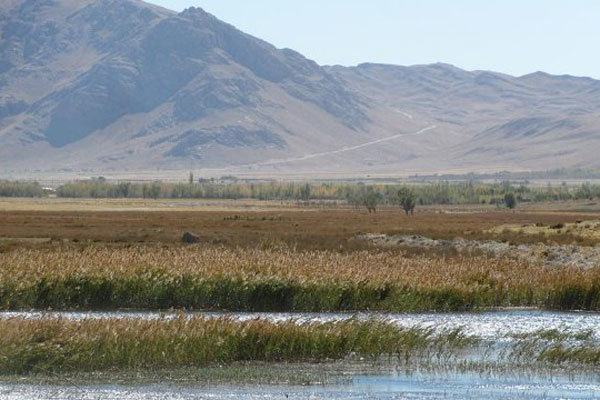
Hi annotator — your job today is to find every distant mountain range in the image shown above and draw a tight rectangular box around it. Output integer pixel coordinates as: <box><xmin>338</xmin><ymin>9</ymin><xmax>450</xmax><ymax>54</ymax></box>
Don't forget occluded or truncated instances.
<box><xmin>1</xmin><ymin>0</ymin><xmax>599</xmax><ymax>177</ymax></box>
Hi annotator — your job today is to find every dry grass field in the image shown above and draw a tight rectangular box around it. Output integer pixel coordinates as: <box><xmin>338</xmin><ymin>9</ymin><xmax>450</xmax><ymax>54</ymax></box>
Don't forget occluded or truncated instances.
<box><xmin>0</xmin><ymin>198</ymin><xmax>598</xmax><ymax>250</ymax></box>
<box><xmin>0</xmin><ymin>197</ymin><xmax>599</xmax><ymax>313</ymax></box>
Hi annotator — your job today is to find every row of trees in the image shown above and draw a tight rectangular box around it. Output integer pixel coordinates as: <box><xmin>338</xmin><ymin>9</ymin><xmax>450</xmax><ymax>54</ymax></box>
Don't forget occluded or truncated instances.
<box><xmin>358</xmin><ymin>187</ymin><xmax>519</xmax><ymax>214</ymax></box>
<box><xmin>54</xmin><ymin>180</ymin><xmax>519</xmax><ymax>204</ymax></box>
<box><xmin>0</xmin><ymin>181</ymin><xmax>44</xmax><ymax>197</ymax></box>
<box><xmin>55</xmin><ymin>181</ymin><xmax>318</xmax><ymax>200</ymax></box>
<box><xmin>359</xmin><ymin>187</ymin><xmax>417</xmax><ymax>214</ymax></box>
<box><xmin>2</xmin><ymin>179</ymin><xmax>600</xmax><ymax>207</ymax></box>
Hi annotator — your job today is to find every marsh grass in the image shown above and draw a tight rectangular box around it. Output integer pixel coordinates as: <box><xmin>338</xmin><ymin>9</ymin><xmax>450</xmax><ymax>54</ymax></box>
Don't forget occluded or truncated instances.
<box><xmin>536</xmin><ymin>345</ymin><xmax>600</xmax><ymax>365</ymax></box>
<box><xmin>3</xmin><ymin>316</ymin><xmax>600</xmax><ymax>376</ymax></box>
<box><xmin>503</xmin><ymin>327</ymin><xmax>600</xmax><ymax>369</ymax></box>
<box><xmin>0</xmin><ymin>317</ymin><xmax>475</xmax><ymax>375</ymax></box>
<box><xmin>509</xmin><ymin>329</ymin><xmax>595</xmax><ymax>342</ymax></box>
<box><xmin>0</xmin><ymin>246</ymin><xmax>599</xmax><ymax>311</ymax></box>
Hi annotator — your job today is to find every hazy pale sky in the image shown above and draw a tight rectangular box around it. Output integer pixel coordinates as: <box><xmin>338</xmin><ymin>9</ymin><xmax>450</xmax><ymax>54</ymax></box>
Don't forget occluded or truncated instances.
<box><xmin>149</xmin><ymin>1</ymin><xmax>600</xmax><ymax>79</ymax></box>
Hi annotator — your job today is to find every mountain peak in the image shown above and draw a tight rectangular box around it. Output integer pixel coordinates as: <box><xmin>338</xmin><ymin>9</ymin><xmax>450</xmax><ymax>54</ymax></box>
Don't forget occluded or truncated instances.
<box><xmin>0</xmin><ymin>0</ymin><xmax>367</xmax><ymax>161</ymax></box>
<box><xmin>0</xmin><ymin>0</ymin><xmax>599</xmax><ymax>175</ymax></box>
<box><xmin>179</xmin><ymin>6</ymin><xmax>211</xmax><ymax>19</ymax></box>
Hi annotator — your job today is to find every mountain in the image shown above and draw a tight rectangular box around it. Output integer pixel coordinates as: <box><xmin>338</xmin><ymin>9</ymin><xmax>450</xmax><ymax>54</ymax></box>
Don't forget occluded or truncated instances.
<box><xmin>331</xmin><ymin>64</ymin><xmax>600</xmax><ymax>172</ymax></box>
<box><xmin>0</xmin><ymin>0</ymin><xmax>599</xmax><ymax>177</ymax></box>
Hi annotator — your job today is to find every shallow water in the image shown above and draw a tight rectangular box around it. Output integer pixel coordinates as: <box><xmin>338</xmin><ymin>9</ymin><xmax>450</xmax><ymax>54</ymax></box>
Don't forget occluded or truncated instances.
<box><xmin>3</xmin><ymin>310</ymin><xmax>600</xmax><ymax>398</ymax></box>
<box><xmin>2</xmin><ymin>371</ymin><xmax>600</xmax><ymax>399</ymax></box>
<box><xmin>2</xmin><ymin>309</ymin><xmax>600</xmax><ymax>340</ymax></box>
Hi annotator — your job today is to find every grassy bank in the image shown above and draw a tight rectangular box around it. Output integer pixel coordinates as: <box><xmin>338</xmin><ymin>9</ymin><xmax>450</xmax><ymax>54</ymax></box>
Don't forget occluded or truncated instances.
<box><xmin>0</xmin><ymin>318</ymin><xmax>474</xmax><ymax>375</ymax></box>
<box><xmin>1</xmin><ymin>246</ymin><xmax>600</xmax><ymax>311</ymax></box>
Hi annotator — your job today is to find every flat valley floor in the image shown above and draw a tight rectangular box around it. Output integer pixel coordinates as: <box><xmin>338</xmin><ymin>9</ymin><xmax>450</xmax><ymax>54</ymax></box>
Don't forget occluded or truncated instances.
<box><xmin>1</xmin><ymin>197</ymin><xmax>600</xmax><ymax>399</ymax></box>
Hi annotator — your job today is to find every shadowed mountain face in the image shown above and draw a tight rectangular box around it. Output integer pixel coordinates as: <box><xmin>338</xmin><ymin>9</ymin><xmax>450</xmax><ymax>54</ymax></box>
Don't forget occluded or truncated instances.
<box><xmin>0</xmin><ymin>0</ymin><xmax>599</xmax><ymax>176</ymax></box>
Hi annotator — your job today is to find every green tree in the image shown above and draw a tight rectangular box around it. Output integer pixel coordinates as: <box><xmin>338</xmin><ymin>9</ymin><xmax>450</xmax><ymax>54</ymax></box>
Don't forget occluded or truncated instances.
<box><xmin>363</xmin><ymin>188</ymin><xmax>380</xmax><ymax>213</ymax></box>
<box><xmin>397</xmin><ymin>187</ymin><xmax>417</xmax><ymax>215</ymax></box>
<box><xmin>143</xmin><ymin>183</ymin><xmax>161</xmax><ymax>200</ymax></box>
<box><xmin>299</xmin><ymin>183</ymin><xmax>311</xmax><ymax>201</ymax></box>
<box><xmin>188</xmin><ymin>172</ymin><xmax>194</xmax><ymax>185</ymax></box>
<box><xmin>504</xmin><ymin>192</ymin><xmax>517</xmax><ymax>209</ymax></box>
<box><xmin>117</xmin><ymin>182</ymin><xmax>131</xmax><ymax>198</ymax></box>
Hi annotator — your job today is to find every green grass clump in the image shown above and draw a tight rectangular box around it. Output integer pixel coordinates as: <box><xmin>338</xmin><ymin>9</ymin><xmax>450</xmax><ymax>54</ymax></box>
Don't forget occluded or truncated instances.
<box><xmin>0</xmin><ymin>318</ymin><xmax>475</xmax><ymax>375</ymax></box>
<box><xmin>510</xmin><ymin>329</ymin><xmax>594</xmax><ymax>342</ymax></box>
<box><xmin>536</xmin><ymin>345</ymin><xmax>600</xmax><ymax>365</ymax></box>
<box><xmin>544</xmin><ymin>282</ymin><xmax>600</xmax><ymax>311</ymax></box>
<box><xmin>0</xmin><ymin>277</ymin><xmax>503</xmax><ymax>312</ymax></box>
<box><xmin>3</xmin><ymin>316</ymin><xmax>600</xmax><ymax>375</ymax></box>
<box><xmin>508</xmin><ymin>328</ymin><xmax>600</xmax><ymax>367</ymax></box>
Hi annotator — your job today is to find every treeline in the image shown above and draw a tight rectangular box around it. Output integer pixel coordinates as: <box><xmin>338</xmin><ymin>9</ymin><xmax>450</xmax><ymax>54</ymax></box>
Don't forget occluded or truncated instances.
<box><xmin>52</xmin><ymin>181</ymin><xmax>498</xmax><ymax>203</ymax></box>
<box><xmin>2</xmin><ymin>180</ymin><xmax>600</xmax><ymax>205</ymax></box>
<box><xmin>55</xmin><ymin>181</ymin><xmax>318</xmax><ymax>201</ymax></box>
<box><xmin>409</xmin><ymin>168</ymin><xmax>600</xmax><ymax>182</ymax></box>
<box><xmin>53</xmin><ymin>180</ymin><xmax>600</xmax><ymax>205</ymax></box>
<box><xmin>0</xmin><ymin>181</ymin><xmax>44</xmax><ymax>197</ymax></box>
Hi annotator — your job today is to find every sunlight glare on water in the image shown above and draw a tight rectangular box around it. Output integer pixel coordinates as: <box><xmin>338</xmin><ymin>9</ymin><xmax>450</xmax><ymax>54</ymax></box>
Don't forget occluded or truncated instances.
<box><xmin>3</xmin><ymin>371</ymin><xmax>600</xmax><ymax>400</ymax></box>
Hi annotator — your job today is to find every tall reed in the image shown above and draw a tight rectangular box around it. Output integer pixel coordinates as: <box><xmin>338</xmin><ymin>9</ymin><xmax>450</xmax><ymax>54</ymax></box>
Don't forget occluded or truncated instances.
<box><xmin>0</xmin><ymin>317</ymin><xmax>474</xmax><ymax>374</ymax></box>
<box><xmin>1</xmin><ymin>246</ymin><xmax>598</xmax><ymax>311</ymax></box>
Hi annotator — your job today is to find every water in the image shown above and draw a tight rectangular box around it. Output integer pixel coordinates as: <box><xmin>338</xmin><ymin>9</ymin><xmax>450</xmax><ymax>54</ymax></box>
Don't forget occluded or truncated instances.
<box><xmin>3</xmin><ymin>310</ymin><xmax>600</xmax><ymax>398</ymax></box>
<box><xmin>2</xmin><ymin>371</ymin><xmax>600</xmax><ymax>399</ymax></box>
<box><xmin>2</xmin><ymin>309</ymin><xmax>600</xmax><ymax>341</ymax></box>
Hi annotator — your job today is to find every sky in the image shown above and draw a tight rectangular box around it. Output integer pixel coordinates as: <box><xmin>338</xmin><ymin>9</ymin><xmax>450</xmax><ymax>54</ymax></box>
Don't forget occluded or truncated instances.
<box><xmin>148</xmin><ymin>1</ymin><xmax>600</xmax><ymax>79</ymax></box>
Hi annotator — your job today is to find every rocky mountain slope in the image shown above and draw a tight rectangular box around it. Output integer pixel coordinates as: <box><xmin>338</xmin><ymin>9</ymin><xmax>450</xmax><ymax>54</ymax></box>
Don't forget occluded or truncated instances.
<box><xmin>0</xmin><ymin>0</ymin><xmax>598</xmax><ymax>176</ymax></box>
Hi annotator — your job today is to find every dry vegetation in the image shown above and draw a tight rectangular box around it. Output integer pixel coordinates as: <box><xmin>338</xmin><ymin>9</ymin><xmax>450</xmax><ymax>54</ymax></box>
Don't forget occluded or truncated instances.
<box><xmin>1</xmin><ymin>245</ymin><xmax>599</xmax><ymax>311</ymax></box>
<box><xmin>0</xmin><ymin>198</ymin><xmax>600</xmax><ymax>375</ymax></box>
<box><xmin>0</xmin><ymin>204</ymin><xmax>596</xmax><ymax>250</ymax></box>
<box><xmin>490</xmin><ymin>219</ymin><xmax>600</xmax><ymax>240</ymax></box>
<box><xmin>0</xmin><ymin>201</ymin><xmax>598</xmax><ymax>311</ymax></box>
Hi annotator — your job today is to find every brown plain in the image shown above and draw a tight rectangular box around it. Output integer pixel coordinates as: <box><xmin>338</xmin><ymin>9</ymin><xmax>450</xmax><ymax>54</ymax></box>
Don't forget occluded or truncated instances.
<box><xmin>0</xmin><ymin>198</ymin><xmax>597</xmax><ymax>251</ymax></box>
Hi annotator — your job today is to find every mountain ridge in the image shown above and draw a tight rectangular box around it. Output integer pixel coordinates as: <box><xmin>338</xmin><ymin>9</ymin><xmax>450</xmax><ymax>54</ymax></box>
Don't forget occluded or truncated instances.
<box><xmin>0</xmin><ymin>0</ymin><xmax>598</xmax><ymax>177</ymax></box>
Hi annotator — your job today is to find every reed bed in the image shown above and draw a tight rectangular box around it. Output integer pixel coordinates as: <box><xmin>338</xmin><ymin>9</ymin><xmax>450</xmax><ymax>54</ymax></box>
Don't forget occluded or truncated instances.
<box><xmin>0</xmin><ymin>317</ymin><xmax>474</xmax><ymax>374</ymax></box>
<box><xmin>0</xmin><ymin>246</ymin><xmax>599</xmax><ymax>311</ymax></box>
<box><xmin>2</xmin><ymin>316</ymin><xmax>599</xmax><ymax>375</ymax></box>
